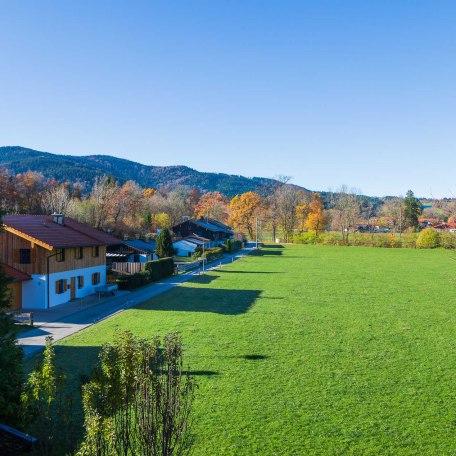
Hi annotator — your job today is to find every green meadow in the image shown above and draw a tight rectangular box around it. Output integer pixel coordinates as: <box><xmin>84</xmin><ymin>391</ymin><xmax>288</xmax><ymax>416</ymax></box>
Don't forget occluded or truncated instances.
<box><xmin>53</xmin><ymin>244</ymin><xmax>456</xmax><ymax>454</ymax></box>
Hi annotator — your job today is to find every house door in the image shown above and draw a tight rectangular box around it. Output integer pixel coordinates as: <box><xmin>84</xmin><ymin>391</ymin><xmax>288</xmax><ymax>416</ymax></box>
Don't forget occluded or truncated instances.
<box><xmin>70</xmin><ymin>277</ymin><xmax>76</xmax><ymax>300</ymax></box>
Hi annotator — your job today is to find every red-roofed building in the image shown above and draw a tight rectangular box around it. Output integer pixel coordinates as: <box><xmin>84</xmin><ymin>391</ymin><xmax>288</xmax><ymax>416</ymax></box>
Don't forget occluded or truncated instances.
<box><xmin>1</xmin><ymin>214</ymin><xmax>121</xmax><ymax>309</ymax></box>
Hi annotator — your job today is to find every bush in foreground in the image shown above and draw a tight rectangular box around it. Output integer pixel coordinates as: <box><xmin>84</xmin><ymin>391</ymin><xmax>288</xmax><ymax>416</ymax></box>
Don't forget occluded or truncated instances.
<box><xmin>416</xmin><ymin>228</ymin><xmax>440</xmax><ymax>249</ymax></box>
<box><xmin>78</xmin><ymin>331</ymin><xmax>196</xmax><ymax>456</ymax></box>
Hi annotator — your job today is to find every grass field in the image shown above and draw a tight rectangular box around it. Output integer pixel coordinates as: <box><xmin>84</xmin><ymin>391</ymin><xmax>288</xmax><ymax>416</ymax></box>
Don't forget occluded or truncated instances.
<box><xmin>52</xmin><ymin>244</ymin><xmax>456</xmax><ymax>454</ymax></box>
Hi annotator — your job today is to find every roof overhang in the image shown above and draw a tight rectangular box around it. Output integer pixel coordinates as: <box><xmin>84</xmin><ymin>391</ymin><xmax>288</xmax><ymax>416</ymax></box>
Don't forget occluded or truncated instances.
<box><xmin>4</xmin><ymin>226</ymin><xmax>54</xmax><ymax>251</ymax></box>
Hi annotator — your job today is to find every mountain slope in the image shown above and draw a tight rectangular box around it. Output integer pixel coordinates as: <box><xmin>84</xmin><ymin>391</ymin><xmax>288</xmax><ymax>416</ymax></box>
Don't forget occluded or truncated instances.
<box><xmin>0</xmin><ymin>146</ymin><xmax>304</xmax><ymax>196</ymax></box>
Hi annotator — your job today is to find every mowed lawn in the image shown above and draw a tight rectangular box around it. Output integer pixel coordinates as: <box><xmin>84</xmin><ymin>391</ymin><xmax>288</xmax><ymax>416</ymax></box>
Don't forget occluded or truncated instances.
<box><xmin>54</xmin><ymin>244</ymin><xmax>456</xmax><ymax>455</ymax></box>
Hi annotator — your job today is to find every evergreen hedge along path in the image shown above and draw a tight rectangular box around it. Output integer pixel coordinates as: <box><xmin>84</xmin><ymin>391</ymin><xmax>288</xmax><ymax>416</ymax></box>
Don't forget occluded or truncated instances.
<box><xmin>50</xmin><ymin>244</ymin><xmax>456</xmax><ymax>454</ymax></box>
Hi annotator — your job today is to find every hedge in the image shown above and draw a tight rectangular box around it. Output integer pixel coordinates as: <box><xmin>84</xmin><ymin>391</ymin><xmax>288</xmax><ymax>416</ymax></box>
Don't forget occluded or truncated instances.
<box><xmin>145</xmin><ymin>257</ymin><xmax>174</xmax><ymax>281</ymax></box>
<box><xmin>202</xmin><ymin>247</ymin><xmax>224</xmax><ymax>262</ymax></box>
<box><xmin>224</xmin><ymin>239</ymin><xmax>242</xmax><ymax>253</ymax></box>
<box><xmin>292</xmin><ymin>230</ymin><xmax>456</xmax><ymax>250</ymax></box>
<box><xmin>116</xmin><ymin>257</ymin><xmax>175</xmax><ymax>290</ymax></box>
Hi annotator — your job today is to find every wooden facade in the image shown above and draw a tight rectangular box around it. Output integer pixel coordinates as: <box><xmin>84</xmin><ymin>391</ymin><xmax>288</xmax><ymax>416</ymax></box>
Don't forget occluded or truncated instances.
<box><xmin>0</xmin><ymin>230</ymin><xmax>106</xmax><ymax>276</ymax></box>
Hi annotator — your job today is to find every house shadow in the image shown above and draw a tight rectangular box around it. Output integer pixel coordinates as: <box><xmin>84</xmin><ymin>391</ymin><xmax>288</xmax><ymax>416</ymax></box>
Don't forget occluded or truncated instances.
<box><xmin>187</xmin><ymin>274</ymin><xmax>220</xmax><ymax>285</ymax></box>
<box><xmin>251</xmin><ymin>249</ymin><xmax>283</xmax><ymax>256</ymax></box>
<box><xmin>136</xmin><ymin>287</ymin><xmax>262</xmax><ymax>315</ymax></box>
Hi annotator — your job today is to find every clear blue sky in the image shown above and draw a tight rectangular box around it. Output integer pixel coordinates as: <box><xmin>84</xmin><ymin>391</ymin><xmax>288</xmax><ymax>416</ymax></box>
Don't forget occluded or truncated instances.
<box><xmin>1</xmin><ymin>1</ymin><xmax>455</xmax><ymax>198</ymax></box>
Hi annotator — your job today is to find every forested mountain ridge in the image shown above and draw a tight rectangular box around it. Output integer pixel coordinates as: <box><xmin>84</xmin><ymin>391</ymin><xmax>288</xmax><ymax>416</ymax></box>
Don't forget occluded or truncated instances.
<box><xmin>0</xmin><ymin>146</ymin><xmax>306</xmax><ymax>197</ymax></box>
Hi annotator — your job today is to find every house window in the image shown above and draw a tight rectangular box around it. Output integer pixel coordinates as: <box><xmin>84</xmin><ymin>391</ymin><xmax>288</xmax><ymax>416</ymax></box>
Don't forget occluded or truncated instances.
<box><xmin>133</xmin><ymin>254</ymin><xmax>140</xmax><ymax>262</ymax></box>
<box><xmin>92</xmin><ymin>246</ymin><xmax>100</xmax><ymax>257</ymax></box>
<box><xmin>77</xmin><ymin>275</ymin><xmax>84</xmax><ymax>289</ymax></box>
<box><xmin>19</xmin><ymin>249</ymin><xmax>31</xmax><ymax>264</ymax></box>
<box><xmin>92</xmin><ymin>272</ymin><xmax>101</xmax><ymax>285</ymax></box>
<box><xmin>55</xmin><ymin>279</ymin><xmax>66</xmax><ymax>294</ymax></box>
<box><xmin>76</xmin><ymin>247</ymin><xmax>84</xmax><ymax>260</ymax></box>
<box><xmin>56</xmin><ymin>249</ymin><xmax>65</xmax><ymax>262</ymax></box>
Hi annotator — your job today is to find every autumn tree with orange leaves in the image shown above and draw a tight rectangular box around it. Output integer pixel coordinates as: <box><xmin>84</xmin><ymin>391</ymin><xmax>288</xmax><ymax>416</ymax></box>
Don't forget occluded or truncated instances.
<box><xmin>194</xmin><ymin>191</ymin><xmax>229</xmax><ymax>222</ymax></box>
<box><xmin>304</xmin><ymin>193</ymin><xmax>327</xmax><ymax>238</ymax></box>
<box><xmin>228</xmin><ymin>192</ymin><xmax>262</xmax><ymax>238</ymax></box>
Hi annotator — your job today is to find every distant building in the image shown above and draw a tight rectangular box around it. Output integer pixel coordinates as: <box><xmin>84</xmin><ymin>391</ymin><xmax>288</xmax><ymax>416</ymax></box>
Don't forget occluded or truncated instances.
<box><xmin>0</xmin><ymin>214</ymin><xmax>121</xmax><ymax>309</ymax></box>
<box><xmin>107</xmin><ymin>239</ymin><xmax>157</xmax><ymax>264</ymax></box>
<box><xmin>172</xmin><ymin>217</ymin><xmax>233</xmax><ymax>245</ymax></box>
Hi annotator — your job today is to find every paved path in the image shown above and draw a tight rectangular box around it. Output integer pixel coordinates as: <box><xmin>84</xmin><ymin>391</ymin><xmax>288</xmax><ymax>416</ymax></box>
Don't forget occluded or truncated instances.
<box><xmin>17</xmin><ymin>247</ymin><xmax>254</xmax><ymax>357</ymax></box>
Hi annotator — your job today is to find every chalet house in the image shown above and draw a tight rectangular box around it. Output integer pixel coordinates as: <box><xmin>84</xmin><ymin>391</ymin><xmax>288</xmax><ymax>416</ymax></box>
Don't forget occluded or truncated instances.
<box><xmin>1</xmin><ymin>214</ymin><xmax>121</xmax><ymax>310</ymax></box>
<box><xmin>172</xmin><ymin>217</ymin><xmax>233</xmax><ymax>247</ymax></box>
<box><xmin>173</xmin><ymin>235</ymin><xmax>210</xmax><ymax>257</ymax></box>
<box><xmin>107</xmin><ymin>239</ymin><xmax>157</xmax><ymax>265</ymax></box>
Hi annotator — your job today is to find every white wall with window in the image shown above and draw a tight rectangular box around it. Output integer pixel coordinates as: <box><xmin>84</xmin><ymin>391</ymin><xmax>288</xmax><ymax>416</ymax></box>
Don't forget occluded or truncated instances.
<box><xmin>22</xmin><ymin>265</ymin><xmax>107</xmax><ymax>309</ymax></box>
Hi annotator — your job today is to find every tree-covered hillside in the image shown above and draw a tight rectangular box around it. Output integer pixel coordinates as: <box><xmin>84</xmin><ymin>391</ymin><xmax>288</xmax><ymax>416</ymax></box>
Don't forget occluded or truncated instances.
<box><xmin>0</xmin><ymin>146</ymin><xmax>300</xmax><ymax>197</ymax></box>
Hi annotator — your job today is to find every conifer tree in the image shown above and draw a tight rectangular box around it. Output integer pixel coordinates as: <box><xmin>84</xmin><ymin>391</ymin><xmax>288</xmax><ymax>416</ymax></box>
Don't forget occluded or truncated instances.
<box><xmin>404</xmin><ymin>190</ymin><xmax>422</xmax><ymax>229</ymax></box>
<box><xmin>156</xmin><ymin>228</ymin><xmax>174</xmax><ymax>258</ymax></box>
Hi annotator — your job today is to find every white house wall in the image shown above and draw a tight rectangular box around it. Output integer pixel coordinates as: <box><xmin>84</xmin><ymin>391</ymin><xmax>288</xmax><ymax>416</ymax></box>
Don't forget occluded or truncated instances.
<box><xmin>22</xmin><ymin>265</ymin><xmax>107</xmax><ymax>309</ymax></box>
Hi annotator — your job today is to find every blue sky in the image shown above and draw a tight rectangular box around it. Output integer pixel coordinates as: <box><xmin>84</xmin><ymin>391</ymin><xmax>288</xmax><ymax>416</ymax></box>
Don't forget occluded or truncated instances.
<box><xmin>1</xmin><ymin>1</ymin><xmax>455</xmax><ymax>198</ymax></box>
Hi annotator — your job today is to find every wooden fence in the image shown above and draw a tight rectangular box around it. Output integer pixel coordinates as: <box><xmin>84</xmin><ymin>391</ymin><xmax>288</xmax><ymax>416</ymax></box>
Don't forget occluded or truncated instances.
<box><xmin>112</xmin><ymin>262</ymin><xmax>146</xmax><ymax>275</ymax></box>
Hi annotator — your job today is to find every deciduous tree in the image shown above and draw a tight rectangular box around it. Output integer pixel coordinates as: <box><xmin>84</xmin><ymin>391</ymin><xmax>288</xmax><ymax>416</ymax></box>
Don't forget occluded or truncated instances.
<box><xmin>228</xmin><ymin>192</ymin><xmax>262</xmax><ymax>239</ymax></box>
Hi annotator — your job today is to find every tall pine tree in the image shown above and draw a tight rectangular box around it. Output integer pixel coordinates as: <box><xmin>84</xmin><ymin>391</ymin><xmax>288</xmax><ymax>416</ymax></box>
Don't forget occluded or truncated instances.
<box><xmin>404</xmin><ymin>190</ymin><xmax>422</xmax><ymax>230</ymax></box>
<box><xmin>155</xmin><ymin>228</ymin><xmax>174</xmax><ymax>258</ymax></box>
<box><xmin>0</xmin><ymin>214</ymin><xmax>24</xmax><ymax>426</ymax></box>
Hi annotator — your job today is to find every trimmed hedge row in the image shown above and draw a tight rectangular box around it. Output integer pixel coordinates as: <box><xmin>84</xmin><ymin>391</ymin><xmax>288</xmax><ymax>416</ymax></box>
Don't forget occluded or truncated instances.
<box><xmin>116</xmin><ymin>257</ymin><xmax>175</xmax><ymax>290</ymax></box>
<box><xmin>202</xmin><ymin>247</ymin><xmax>224</xmax><ymax>262</ymax></box>
<box><xmin>293</xmin><ymin>230</ymin><xmax>456</xmax><ymax>249</ymax></box>
<box><xmin>225</xmin><ymin>239</ymin><xmax>243</xmax><ymax>253</ymax></box>
<box><xmin>145</xmin><ymin>257</ymin><xmax>174</xmax><ymax>281</ymax></box>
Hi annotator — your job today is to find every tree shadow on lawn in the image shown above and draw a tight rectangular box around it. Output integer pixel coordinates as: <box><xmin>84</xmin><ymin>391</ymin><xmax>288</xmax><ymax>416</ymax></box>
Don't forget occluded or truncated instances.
<box><xmin>218</xmin><ymin>270</ymin><xmax>284</xmax><ymax>274</ymax></box>
<box><xmin>137</xmin><ymin>287</ymin><xmax>262</xmax><ymax>315</ymax></box>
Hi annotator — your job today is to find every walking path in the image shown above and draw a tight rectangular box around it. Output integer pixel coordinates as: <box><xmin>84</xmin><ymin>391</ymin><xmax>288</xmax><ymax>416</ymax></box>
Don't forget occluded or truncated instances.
<box><xmin>17</xmin><ymin>246</ymin><xmax>254</xmax><ymax>357</ymax></box>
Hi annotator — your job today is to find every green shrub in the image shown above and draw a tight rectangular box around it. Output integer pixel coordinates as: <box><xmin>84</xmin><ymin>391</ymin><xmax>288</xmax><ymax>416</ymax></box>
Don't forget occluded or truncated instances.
<box><xmin>293</xmin><ymin>232</ymin><xmax>317</xmax><ymax>244</ymax></box>
<box><xmin>116</xmin><ymin>271</ymin><xmax>152</xmax><ymax>290</ymax></box>
<box><xmin>225</xmin><ymin>239</ymin><xmax>231</xmax><ymax>252</ymax></box>
<box><xmin>320</xmin><ymin>232</ymin><xmax>343</xmax><ymax>246</ymax></box>
<box><xmin>439</xmin><ymin>232</ymin><xmax>456</xmax><ymax>249</ymax></box>
<box><xmin>202</xmin><ymin>247</ymin><xmax>224</xmax><ymax>262</ymax></box>
<box><xmin>230</xmin><ymin>240</ymin><xmax>242</xmax><ymax>252</ymax></box>
<box><xmin>402</xmin><ymin>231</ymin><xmax>417</xmax><ymax>248</ymax></box>
<box><xmin>416</xmin><ymin>228</ymin><xmax>440</xmax><ymax>249</ymax></box>
<box><xmin>144</xmin><ymin>257</ymin><xmax>175</xmax><ymax>281</ymax></box>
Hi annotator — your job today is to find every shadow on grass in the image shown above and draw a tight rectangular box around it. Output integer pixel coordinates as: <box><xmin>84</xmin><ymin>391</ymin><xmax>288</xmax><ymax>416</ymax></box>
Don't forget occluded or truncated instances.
<box><xmin>240</xmin><ymin>354</ymin><xmax>269</xmax><ymax>361</ymax></box>
<box><xmin>187</xmin><ymin>274</ymin><xmax>220</xmax><ymax>285</ymax></box>
<box><xmin>218</xmin><ymin>270</ymin><xmax>283</xmax><ymax>274</ymax></box>
<box><xmin>263</xmin><ymin>244</ymin><xmax>285</xmax><ymax>249</ymax></box>
<box><xmin>137</xmin><ymin>288</ymin><xmax>262</xmax><ymax>315</ymax></box>
<box><xmin>251</xmin><ymin>249</ymin><xmax>283</xmax><ymax>256</ymax></box>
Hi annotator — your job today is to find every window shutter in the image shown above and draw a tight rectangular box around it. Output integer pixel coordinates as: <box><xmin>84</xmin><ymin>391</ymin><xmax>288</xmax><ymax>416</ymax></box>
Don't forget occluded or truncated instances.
<box><xmin>55</xmin><ymin>281</ymin><xmax>59</xmax><ymax>294</ymax></box>
<box><xmin>92</xmin><ymin>274</ymin><xmax>95</xmax><ymax>285</ymax></box>
<box><xmin>13</xmin><ymin>249</ymin><xmax>20</xmax><ymax>263</ymax></box>
<box><xmin>81</xmin><ymin>276</ymin><xmax>84</xmax><ymax>287</ymax></box>
<box><xmin>31</xmin><ymin>248</ymin><xmax>37</xmax><ymax>263</ymax></box>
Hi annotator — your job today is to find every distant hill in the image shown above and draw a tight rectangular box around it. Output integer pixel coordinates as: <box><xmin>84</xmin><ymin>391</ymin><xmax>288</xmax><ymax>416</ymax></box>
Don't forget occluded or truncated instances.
<box><xmin>0</xmin><ymin>146</ymin><xmax>307</xmax><ymax>197</ymax></box>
